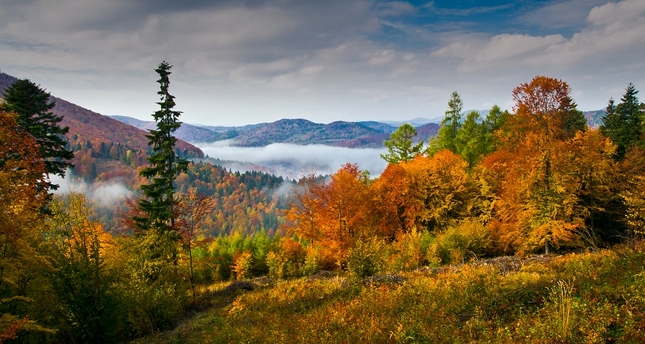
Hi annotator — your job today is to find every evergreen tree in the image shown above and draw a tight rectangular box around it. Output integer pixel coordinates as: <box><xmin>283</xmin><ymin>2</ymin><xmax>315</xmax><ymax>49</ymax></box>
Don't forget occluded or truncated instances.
<box><xmin>600</xmin><ymin>83</ymin><xmax>642</xmax><ymax>159</ymax></box>
<box><xmin>455</xmin><ymin>110</ymin><xmax>486</xmax><ymax>167</ymax></box>
<box><xmin>3</xmin><ymin>79</ymin><xmax>74</xmax><ymax>191</ymax></box>
<box><xmin>482</xmin><ymin>104</ymin><xmax>509</xmax><ymax>151</ymax></box>
<box><xmin>136</xmin><ymin>61</ymin><xmax>189</xmax><ymax>235</ymax></box>
<box><xmin>380</xmin><ymin>123</ymin><xmax>424</xmax><ymax>164</ymax></box>
<box><xmin>428</xmin><ymin>91</ymin><xmax>463</xmax><ymax>155</ymax></box>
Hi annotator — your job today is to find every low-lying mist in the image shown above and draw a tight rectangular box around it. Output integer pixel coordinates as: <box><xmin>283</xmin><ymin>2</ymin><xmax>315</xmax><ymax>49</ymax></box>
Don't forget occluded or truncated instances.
<box><xmin>51</xmin><ymin>173</ymin><xmax>132</xmax><ymax>205</ymax></box>
<box><xmin>196</xmin><ymin>142</ymin><xmax>389</xmax><ymax>178</ymax></box>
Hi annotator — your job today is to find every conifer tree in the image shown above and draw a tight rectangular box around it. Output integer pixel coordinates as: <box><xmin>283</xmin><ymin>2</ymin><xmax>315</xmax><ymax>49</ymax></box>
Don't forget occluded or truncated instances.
<box><xmin>3</xmin><ymin>79</ymin><xmax>74</xmax><ymax>191</ymax></box>
<box><xmin>136</xmin><ymin>61</ymin><xmax>188</xmax><ymax>235</ymax></box>
<box><xmin>428</xmin><ymin>91</ymin><xmax>463</xmax><ymax>155</ymax></box>
<box><xmin>600</xmin><ymin>83</ymin><xmax>642</xmax><ymax>159</ymax></box>
<box><xmin>381</xmin><ymin>123</ymin><xmax>424</xmax><ymax>164</ymax></box>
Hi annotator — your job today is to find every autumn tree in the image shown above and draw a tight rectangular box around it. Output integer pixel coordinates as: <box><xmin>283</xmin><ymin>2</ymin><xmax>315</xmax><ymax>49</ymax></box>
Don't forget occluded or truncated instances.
<box><xmin>399</xmin><ymin>151</ymin><xmax>475</xmax><ymax>232</ymax></box>
<box><xmin>600</xmin><ymin>83</ymin><xmax>642</xmax><ymax>159</ymax></box>
<box><xmin>0</xmin><ymin>110</ymin><xmax>52</xmax><ymax>338</ymax></box>
<box><xmin>484</xmin><ymin>76</ymin><xmax>594</xmax><ymax>254</ymax></box>
<box><xmin>176</xmin><ymin>190</ymin><xmax>214</xmax><ymax>301</ymax></box>
<box><xmin>428</xmin><ymin>91</ymin><xmax>463</xmax><ymax>155</ymax></box>
<box><xmin>46</xmin><ymin>193</ymin><xmax>124</xmax><ymax>343</ymax></box>
<box><xmin>284</xmin><ymin>164</ymin><xmax>371</xmax><ymax>267</ymax></box>
<box><xmin>381</xmin><ymin>123</ymin><xmax>424</xmax><ymax>164</ymax></box>
<box><xmin>3</xmin><ymin>79</ymin><xmax>74</xmax><ymax>191</ymax></box>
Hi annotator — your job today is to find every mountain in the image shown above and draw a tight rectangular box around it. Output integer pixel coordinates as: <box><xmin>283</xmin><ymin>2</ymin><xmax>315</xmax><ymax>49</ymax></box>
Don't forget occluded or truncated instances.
<box><xmin>111</xmin><ymin>116</ymin><xmax>439</xmax><ymax>148</ymax></box>
<box><xmin>584</xmin><ymin>110</ymin><xmax>606</xmax><ymax>129</ymax></box>
<box><xmin>356</xmin><ymin>121</ymin><xmax>398</xmax><ymax>133</ymax></box>
<box><xmin>111</xmin><ymin>115</ymin><xmax>221</xmax><ymax>143</ymax></box>
<box><xmin>381</xmin><ymin>117</ymin><xmax>439</xmax><ymax>127</ymax></box>
<box><xmin>0</xmin><ymin>72</ymin><xmax>204</xmax><ymax>159</ymax></box>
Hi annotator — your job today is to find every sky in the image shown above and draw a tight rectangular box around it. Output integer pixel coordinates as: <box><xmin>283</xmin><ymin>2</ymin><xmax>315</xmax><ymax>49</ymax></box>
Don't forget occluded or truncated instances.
<box><xmin>1</xmin><ymin>0</ymin><xmax>644</xmax><ymax>126</ymax></box>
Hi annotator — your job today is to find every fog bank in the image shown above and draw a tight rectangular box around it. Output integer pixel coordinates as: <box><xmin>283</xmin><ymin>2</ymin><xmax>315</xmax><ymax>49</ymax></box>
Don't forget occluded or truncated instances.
<box><xmin>197</xmin><ymin>142</ymin><xmax>389</xmax><ymax>178</ymax></box>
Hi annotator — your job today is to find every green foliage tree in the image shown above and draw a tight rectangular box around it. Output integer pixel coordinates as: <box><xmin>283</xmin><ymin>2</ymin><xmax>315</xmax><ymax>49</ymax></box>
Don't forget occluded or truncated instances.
<box><xmin>380</xmin><ymin>123</ymin><xmax>424</xmax><ymax>164</ymax></box>
<box><xmin>3</xmin><ymin>79</ymin><xmax>74</xmax><ymax>191</ymax></box>
<box><xmin>600</xmin><ymin>83</ymin><xmax>642</xmax><ymax>159</ymax></box>
<box><xmin>455</xmin><ymin>110</ymin><xmax>486</xmax><ymax>167</ymax></box>
<box><xmin>428</xmin><ymin>91</ymin><xmax>463</xmax><ymax>155</ymax></box>
<box><xmin>135</xmin><ymin>61</ymin><xmax>189</xmax><ymax>235</ymax></box>
<box><xmin>46</xmin><ymin>193</ymin><xmax>125</xmax><ymax>343</ymax></box>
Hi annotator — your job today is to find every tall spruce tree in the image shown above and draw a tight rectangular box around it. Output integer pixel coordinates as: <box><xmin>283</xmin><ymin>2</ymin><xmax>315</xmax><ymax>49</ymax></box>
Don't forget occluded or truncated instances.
<box><xmin>600</xmin><ymin>83</ymin><xmax>642</xmax><ymax>159</ymax></box>
<box><xmin>3</xmin><ymin>79</ymin><xmax>74</xmax><ymax>191</ymax></box>
<box><xmin>136</xmin><ymin>61</ymin><xmax>188</xmax><ymax>235</ymax></box>
<box><xmin>428</xmin><ymin>91</ymin><xmax>463</xmax><ymax>155</ymax></box>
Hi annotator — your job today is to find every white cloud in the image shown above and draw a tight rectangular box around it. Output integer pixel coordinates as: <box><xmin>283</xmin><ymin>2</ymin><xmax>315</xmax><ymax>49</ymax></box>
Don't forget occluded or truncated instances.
<box><xmin>432</xmin><ymin>0</ymin><xmax>645</xmax><ymax>76</ymax></box>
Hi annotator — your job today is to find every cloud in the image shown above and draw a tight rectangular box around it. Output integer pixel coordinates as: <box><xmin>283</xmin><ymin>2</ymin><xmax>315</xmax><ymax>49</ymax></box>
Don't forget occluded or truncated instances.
<box><xmin>431</xmin><ymin>0</ymin><xmax>645</xmax><ymax>74</ymax></box>
<box><xmin>518</xmin><ymin>0</ymin><xmax>610</xmax><ymax>30</ymax></box>
<box><xmin>51</xmin><ymin>173</ymin><xmax>132</xmax><ymax>206</ymax></box>
<box><xmin>424</xmin><ymin>2</ymin><xmax>514</xmax><ymax>16</ymax></box>
<box><xmin>196</xmin><ymin>142</ymin><xmax>389</xmax><ymax>178</ymax></box>
<box><xmin>1</xmin><ymin>0</ymin><xmax>643</xmax><ymax>126</ymax></box>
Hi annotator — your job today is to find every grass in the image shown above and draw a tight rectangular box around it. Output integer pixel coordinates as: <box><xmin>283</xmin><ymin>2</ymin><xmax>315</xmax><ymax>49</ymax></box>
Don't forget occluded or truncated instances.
<box><xmin>132</xmin><ymin>243</ymin><xmax>645</xmax><ymax>343</ymax></box>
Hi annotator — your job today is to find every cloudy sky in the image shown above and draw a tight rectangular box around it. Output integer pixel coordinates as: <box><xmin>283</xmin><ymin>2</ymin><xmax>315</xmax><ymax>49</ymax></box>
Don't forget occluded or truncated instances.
<box><xmin>1</xmin><ymin>0</ymin><xmax>644</xmax><ymax>126</ymax></box>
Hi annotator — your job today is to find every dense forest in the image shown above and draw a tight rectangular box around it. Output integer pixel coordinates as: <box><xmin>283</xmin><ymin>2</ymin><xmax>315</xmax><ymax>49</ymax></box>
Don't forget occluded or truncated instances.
<box><xmin>2</xmin><ymin>69</ymin><xmax>645</xmax><ymax>343</ymax></box>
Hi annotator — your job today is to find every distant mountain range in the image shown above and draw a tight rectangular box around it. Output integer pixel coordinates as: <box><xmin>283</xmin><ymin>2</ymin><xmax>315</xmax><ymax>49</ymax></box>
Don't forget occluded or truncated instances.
<box><xmin>110</xmin><ymin>115</ymin><xmax>441</xmax><ymax>148</ymax></box>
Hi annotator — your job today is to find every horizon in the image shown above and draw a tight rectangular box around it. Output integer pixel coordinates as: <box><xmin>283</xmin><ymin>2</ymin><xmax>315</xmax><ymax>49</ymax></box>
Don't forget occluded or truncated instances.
<box><xmin>1</xmin><ymin>0</ymin><xmax>644</xmax><ymax>126</ymax></box>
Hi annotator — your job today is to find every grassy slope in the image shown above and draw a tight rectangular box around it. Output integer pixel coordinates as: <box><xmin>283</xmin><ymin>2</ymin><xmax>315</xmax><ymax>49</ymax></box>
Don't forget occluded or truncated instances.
<box><xmin>135</xmin><ymin>243</ymin><xmax>645</xmax><ymax>344</ymax></box>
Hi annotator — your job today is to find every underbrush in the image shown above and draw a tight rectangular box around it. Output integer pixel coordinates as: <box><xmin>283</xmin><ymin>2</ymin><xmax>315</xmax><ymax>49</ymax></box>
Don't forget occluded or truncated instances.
<box><xmin>133</xmin><ymin>243</ymin><xmax>645</xmax><ymax>343</ymax></box>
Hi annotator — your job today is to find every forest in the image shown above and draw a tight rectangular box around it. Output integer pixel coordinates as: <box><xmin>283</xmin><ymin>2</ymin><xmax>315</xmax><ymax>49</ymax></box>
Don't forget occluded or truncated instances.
<box><xmin>2</xmin><ymin>66</ymin><xmax>645</xmax><ymax>343</ymax></box>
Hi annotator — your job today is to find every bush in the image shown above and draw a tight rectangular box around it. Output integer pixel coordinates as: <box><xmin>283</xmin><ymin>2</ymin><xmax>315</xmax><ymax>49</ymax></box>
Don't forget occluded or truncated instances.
<box><xmin>232</xmin><ymin>251</ymin><xmax>253</xmax><ymax>280</ymax></box>
<box><xmin>430</xmin><ymin>219</ymin><xmax>491</xmax><ymax>265</ymax></box>
<box><xmin>301</xmin><ymin>246</ymin><xmax>321</xmax><ymax>276</ymax></box>
<box><xmin>266</xmin><ymin>251</ymin><xmax>288</xmax><ymax>280</ymax></box>
<box><xmin>388</xmin><ymin>228</ymin><xmax>434</xmax><ymax>272</ymax></box>
<box><xmin>346</xmin><ymin>239</ymin><xmax>387</xmax><ymax>278</ymax></box>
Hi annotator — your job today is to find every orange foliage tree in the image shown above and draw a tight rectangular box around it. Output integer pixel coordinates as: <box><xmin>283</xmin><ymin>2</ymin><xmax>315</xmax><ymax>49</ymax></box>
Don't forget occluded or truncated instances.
<box><xmin>0</xmin><ymin>110</ymin><xmax>51</xmax><ymax>337</ymax></box>
<box><xmin>481</xmin><ymin>76</ymin><xmax>619</xmax><ymax>254</ymax></box>
<box><xmin>284</xmin><ymin>164</ymin><xmax>371</xmax><ymax>267</ymax></box>
<box><xmin>377</xmin><ymin>151</ymin><xmax>475</xmax><ymax>234</ymax></box>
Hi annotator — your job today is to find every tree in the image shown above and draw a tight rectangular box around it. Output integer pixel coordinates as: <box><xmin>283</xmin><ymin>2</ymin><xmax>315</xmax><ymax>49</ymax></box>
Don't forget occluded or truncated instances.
<box><xmin>135</xmin><ymin>61</ymin><xmax>189</xmax><ymax>235</ymax></box>
<box><xmin>485</xmin><ymin>76</ymin><xmax>593</xmax><ymax>254</ymax></box>
<box><xmin>46</xmin><ymin>193</ymin><xmax>124</xmax><ymax>343</ymax></box>
<box><xmin>455</xmin><ymin>110</ymin><xmax>486</xmax><ymax>167</ymax></box>
<box><xmin>600</xmin><ymin>83</ymin><xmax>642</xmax><ymax>159</ymax></box>
<box><xmin>0</xmin><ymin>110</ymin><xmax>53</xmax><ymax>339</ymax></box>
<box><xmin>428</xmin><ymin>91</ymin><xmax>463</xmax><ymax>155</ymax></box>
<box><xmin>176</xmin><ymin>190</ymin><xmax>214</xmax><ymax>302</ymax></box>
<box><xmin>3</xmin><ymin>79</ymin><xmax>74</xmax><ymax>191</ymax></box>
<box><xmin>380</xmin><ymin>123</ymin><xmax>424</xmax><ymax>164</ymax></box>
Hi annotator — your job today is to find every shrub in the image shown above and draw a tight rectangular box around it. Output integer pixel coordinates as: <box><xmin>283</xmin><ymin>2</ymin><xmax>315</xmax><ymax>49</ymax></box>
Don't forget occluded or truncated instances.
<box><xmin>346</xmin><ymin>239</ymin><xmax>387</xmax><ymax>278</ymax></box>
<box><xmin>301</xmin><ymin>246</ymin><xmax>321</xmax><ymax>276</ymax></box>
<box><xmin>430</xmin><ymin>219</ymin><xmax>491</xmax><ymax>265</ymax></box>
<box><xmin>266</xmin><ymin>251</ymin><xmax>288</xmax><ymax>280</ymax></box>
<box><xmin>231</xmin><ymin>251</ymin><xmax>253</xmax><ymax>280</ymax></box>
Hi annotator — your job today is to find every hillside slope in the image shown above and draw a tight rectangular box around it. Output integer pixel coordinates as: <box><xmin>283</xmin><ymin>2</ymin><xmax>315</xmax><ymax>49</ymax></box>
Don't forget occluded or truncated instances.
<box><xmin>0</xmin><ymin>72</ymin><xmax>204</xmax><ymax>158</ymax></box>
